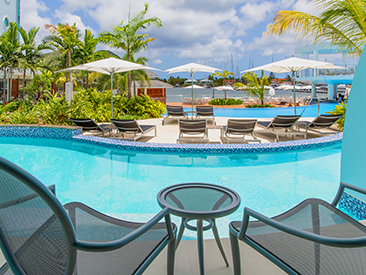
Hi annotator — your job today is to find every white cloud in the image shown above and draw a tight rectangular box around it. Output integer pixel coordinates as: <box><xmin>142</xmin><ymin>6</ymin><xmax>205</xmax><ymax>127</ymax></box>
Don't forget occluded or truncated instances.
<box><xmin>152</xmin><ymin>59</ymin><xmax>162</xmax><ymax>65</ymax></box>
<box><xmin>53</xmin><ymin>10</ymin><xmax>97</xmax><ymax>35</ymax></box>
<box><xmin>293</xmin><ymin>0</ymin><xmax>319</xmax><ymax>16</ymax></box>
<box><xmin>21</xmin><ymin>0</ymin><xmax>52</xmax><ymax>41</ymax></box>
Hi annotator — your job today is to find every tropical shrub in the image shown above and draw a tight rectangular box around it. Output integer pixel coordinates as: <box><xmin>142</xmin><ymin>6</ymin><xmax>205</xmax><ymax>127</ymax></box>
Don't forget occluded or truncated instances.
<box><xmin>246</xmin><ymin>104</ymin><xmax>275</xmax><ymax>108</ymax></box>
<box><xmin>0</xmin><ymin>89</ymin><xmax>166</xmax><ymax>125</ymax></box>
<box><xmin>208</xmin><ymin>98</ymin><xmax>244</xmax><ymax>105</ymax></box>
<box><xmin>326</xmin><ymin>102</ymin><xmax>346</xmax><ymax>130</ymax></box>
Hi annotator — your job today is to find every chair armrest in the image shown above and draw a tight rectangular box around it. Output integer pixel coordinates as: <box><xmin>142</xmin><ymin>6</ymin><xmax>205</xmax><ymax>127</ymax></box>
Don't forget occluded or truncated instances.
<box><xmin>332</xmin><ymin>182</ymin><xmax>366</xmax><ymax>206</ymax></box>
<box><xmin>47</xmin><ymin>184</ymin><xmax>56</xmax><ymax>195</ymax></box>
<box><xmin>73</xmin><ymin>207</ymin><xmax>175</xmax><ymax>252</ymax></box>
<box><xmin>237</xmin><ymin>207</ymin><xmax>366</xmax><ymax>248</ymax></box>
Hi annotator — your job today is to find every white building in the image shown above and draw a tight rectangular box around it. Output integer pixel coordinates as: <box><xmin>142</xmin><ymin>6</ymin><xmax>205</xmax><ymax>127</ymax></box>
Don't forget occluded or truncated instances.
<box><xmin>0</xmin><ymin>0</ymin><xmax>20</xmax><ymax>35</ymax></box>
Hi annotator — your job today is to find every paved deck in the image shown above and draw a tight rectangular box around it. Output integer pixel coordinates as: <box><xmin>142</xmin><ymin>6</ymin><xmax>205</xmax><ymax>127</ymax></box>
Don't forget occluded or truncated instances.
<box><xmin>0</xmin><ymin>239</ymin><xmax>285</xmax><ymax>274</ymax></box>
<box><xmin>104</xmin><ymin>116</ymin><xmax>331</xmax><ymax>144</ymax></box>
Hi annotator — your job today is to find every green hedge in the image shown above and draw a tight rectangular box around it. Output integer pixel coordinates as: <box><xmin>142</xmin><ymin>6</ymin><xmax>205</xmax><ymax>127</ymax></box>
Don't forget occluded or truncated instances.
<box><xmin>246</xmin><ymin>104</ymin><xmax>275</xmax><ymax>108</ymax></box>
<box><xmin>208</xmin><ymin>98</ymin><xmax>244</xmax><ymax>105</ymax></box>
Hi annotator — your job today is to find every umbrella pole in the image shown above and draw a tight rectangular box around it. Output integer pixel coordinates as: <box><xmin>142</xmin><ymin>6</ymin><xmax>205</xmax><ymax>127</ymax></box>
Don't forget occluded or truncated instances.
<box><xmin>111</xmin><ymin>73</ymin><xmax>114</xmax><ymax>119</ymax></box>
<box><xmin>191</xmin><ymin>72</ymin><xmax>194</xmax><ymax>116</ymax></box>
<box><xmin>292</xmin><ymin>71</ymin><xmax>297</xmax><ymax>115</ymax></box>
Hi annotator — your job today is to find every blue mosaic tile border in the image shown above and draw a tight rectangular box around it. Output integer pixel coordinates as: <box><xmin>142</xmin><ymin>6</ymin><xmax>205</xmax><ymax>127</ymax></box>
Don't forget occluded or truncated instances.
<box><xmin>339</xmin><ymin>192</ymin><xmax>366</xmax><ymax>220</ymax></box>
<box><xmin>72</xmin><ymin>132</ymin><xmax>342</xmax><ymax>155</ymax></box>
<box><xmin>0</xmin><ymin>126</ymin><xmax>81</xmax><ymax>140</ymax></box>
<box><xmin>0</xmin><ymin>125</ymin><xmax>341</xmax><ymax>154</ymax></box>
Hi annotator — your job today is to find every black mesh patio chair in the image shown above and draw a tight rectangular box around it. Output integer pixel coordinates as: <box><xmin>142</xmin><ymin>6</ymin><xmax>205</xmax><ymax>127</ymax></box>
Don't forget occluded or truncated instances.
<box><xmin>229</xmin><ymin>182</ymin><xmax>366</xmax><ymax>275</ymax></box>
<box><xmin>162</xmin><ymin>106</ymin><xmax>187</xmax><ymax>126</ymax></box>
<box><xmin>257</xmin><ymin>115</ymin><xmax>305</xmax><ymax>142</ymax></box>
<box><xmin>0</xmin><ymin>157</ymin><xmax>176</xmax><ymax>275</ymax></box>
<box><xmin>195</xmin><ymin>106</ymin><xmax>216</xmax><ymax>125</ymax></box>
<box><xmin>221</xmin><ymin>119</ymin><xmax>260</xmax><ymax>144</ymax></box>
<box><xmin>69</xmin><ymin>118</ymin><xmax>110</xmax><ymax>136</ymax></box>
<box><xmin>297</xmin><ymin>114</ymin><xmax>343</xmax><ymax>138</ymax></box>
<box><xmin>110</xmin><ymin>119</ymin><xmax>157</xmax><ymax>142</ymax></box>
<box><xmin>177</xmin><ymin>119</ymin><xmax>208</xmax><ymax>144</ymax></box>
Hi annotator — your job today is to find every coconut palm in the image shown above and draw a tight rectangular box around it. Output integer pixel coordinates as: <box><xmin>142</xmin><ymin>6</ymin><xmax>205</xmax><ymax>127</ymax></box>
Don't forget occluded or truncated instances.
<box><xmin>19</xmin><ymin>27</ymin><xmax>51</xmax><ymax>94</ymax></box>
<box><xmin>211</xmin><ymin>70</ymin><xmax>234</xmax><ymax>99</ymax></box>
<box><xmin>74</xmin><ymin>29</ymin><xmax>116</xmax><ymax>89</ymax></box>
<box><xmin>99</xmin><ymin>3</ymin><xmax>162</xmax><ymax>98</ymax></box>
<box><xmin>43</xmin><ymin>23</ymin><xmax>81</xmax><ymax>87</ymax></box>
<box><xmin>242</xmin><ymin>70</ymin><xmax>269</xmax><ymax>105</ymax></box>
<box><xmin>266</xmin><ymin>0</ymin><xmax>366</xmax><ymax>57</ymax></box>
<box><xmin>0</xmin><ymin>22</ymin><xmax>22</xmax><ymax>101</ymax></box>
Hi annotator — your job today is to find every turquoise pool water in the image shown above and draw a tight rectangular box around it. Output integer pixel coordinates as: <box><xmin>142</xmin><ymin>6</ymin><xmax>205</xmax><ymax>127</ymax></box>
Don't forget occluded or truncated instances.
<box><xmin>1</xmin><ymin>137</ymin><xmax>341</xmax><ymax>239</ymax></box>
<box><xmin>184</xmin><ymin>103</ymin><xmax>338</xmax><ymax>118</ymax></box>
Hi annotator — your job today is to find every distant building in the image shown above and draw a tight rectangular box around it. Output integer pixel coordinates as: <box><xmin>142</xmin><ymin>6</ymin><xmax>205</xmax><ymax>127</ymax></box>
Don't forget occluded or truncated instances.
<box><xmin>0</xmin><ymin>0</ymin><xmax>20</xmax><ymax>35</ymax></box>
<box><xmin>135</xmin><ymin>70</ymin><xmax>173</xmax><ymax>104</ymax></box>
<box><xmin>295</xmin><ymin>43</ymin><xmax>354</xmax><ymax>100</ymax></box>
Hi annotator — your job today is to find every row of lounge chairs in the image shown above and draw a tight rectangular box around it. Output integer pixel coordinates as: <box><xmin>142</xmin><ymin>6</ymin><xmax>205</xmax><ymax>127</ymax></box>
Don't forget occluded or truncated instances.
<box><xmin>69</xmin><ymin>118</ymin><xmax>156</xmax><ymax>142</ymax></box>
<box><xmin>176</xmin><ymin>114</ymin><xmax>342</xmax><ymax>143</ymax></box>
<box><xmin>177</xmin><ymin>119</ymin><xmax>260</xmax><ymax>144</ymax></box>
<box><xmin>70</xmin><ymin>113</ymin><xmax>342</xmax><ymax>144</ymax></box>
<box><xmin>2</xmin><ymin>157</ymin><xmax>366</xmax><ymax>275</ymax></box>
<box><xmin>163</xmin><ymin>105</ymin><xmax>216</xmax><ymax>125</ymax></box>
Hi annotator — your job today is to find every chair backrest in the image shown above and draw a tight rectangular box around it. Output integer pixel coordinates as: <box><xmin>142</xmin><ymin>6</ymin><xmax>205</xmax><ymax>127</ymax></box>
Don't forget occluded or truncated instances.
<box><xmin>179</xmin><ymin>119</ymin><xmax>207</xmax><ymax>135</ymax></box>
<box><xmin>69</xmin><ymin>118</ymin><xmax>99</xmax><ymax>131</ymax></box>
<box><xmin>226</xmin><ymin>119</ymin><xmax>257</xmax><ymax>135</ymax></box>
<box><xmin>310</xmin><ymin>114</ymin><xmax>343</xmax><ymax>128</ymax></box>
<box><xmin>110</xmin><ymin>119</ymin><xmax>142</xmax><ymax>133</ymax></box>
<box><xmin>0</xmin><ymin>157</ymin><xmax>76</xmax><ymax>275</ymax></box>
<box><xmin>166</xmin><ymin>105</ymin><xmax>185</xmax><ymax>116</ymax></box>
<box><xmin>195</xmin><ymin>106</ymin><xmax>214</xmax><ymax>116</ymax></box>
<box><xmin>269</xmin><ymin>115</ymin><xmax>301</xmax><ymax>129</ymax></box>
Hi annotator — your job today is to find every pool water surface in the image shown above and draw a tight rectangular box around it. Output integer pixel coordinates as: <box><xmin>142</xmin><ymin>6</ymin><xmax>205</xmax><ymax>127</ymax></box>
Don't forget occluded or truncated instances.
<box><xmin>1</xmin><ymin>137</ymin><xmax>341</xmax><ymax>239</ymax></box>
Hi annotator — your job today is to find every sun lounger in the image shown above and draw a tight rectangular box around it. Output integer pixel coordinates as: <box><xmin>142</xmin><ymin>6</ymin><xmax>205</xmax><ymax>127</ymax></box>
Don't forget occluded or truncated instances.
<box><xmin>221</xmin><ymin>119</ymin><xmax>260</xmax><ymax>143</ymax></box>
<box><xmin>177</xmin><ymin>119</ymin><xmax>209</xmax><ymax>144</ymax></box>
<box><xmin>163</xmin><ymin>105</ymin><xmax>187</xmax><ymax>125</ymax></box>
<box><xmin>69</xmin><ymin>118</ymin><xmax>110</xmax><ymax>136</ymax></box>
<box><xmin>297</xmin><ymin>114</ymin><xmax>343</xmax><ymax>138</ymax></box>
<box><xmin>195</xmin><ymin>105</ymin><xmax>216</xmax><ymax>125</ymax></box>
<box><xmin>229</xmin><ymin>182</ymin><xmax>366</xmax><ymax>275</ymax></box>
<box><xmin>110</xmin><ymin>119</ymin><xmax>156</xmax><ymax>141</ymax></box>
<box><xmin>0</xmin><ymin>157</ymin><xmax>176</xmax><ymax>275</ymax></box>
<box><xmin>257</xmin><ymin>115</ymin><xmax>305</xmax><ymax>142</ymax></box>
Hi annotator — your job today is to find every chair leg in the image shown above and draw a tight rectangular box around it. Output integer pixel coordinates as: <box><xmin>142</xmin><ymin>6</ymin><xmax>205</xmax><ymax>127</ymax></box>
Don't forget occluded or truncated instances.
<box><xmin>167</xmin><ymin>237</ymin><xmax>176</xmax><ymax>275</ymax></box>
<box><xmin>230</xmin><ymin>230</ymin><xmax>241</xmax><ymax>275</ymax></box>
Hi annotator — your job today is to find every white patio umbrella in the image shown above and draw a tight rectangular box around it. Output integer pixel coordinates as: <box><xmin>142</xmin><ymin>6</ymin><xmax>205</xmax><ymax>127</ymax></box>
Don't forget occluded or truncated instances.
<box><xmin>214</xmin><ymin>85</ymin><xmax>234</xmax><ymax>100</ymax></box>
<box><xmin>166</xmin><ymin>63</ymin><xmax>221</xmax><ymax>112</ymax></box>
<box><xmin>242</xmin><ymin>57</ymin><xmax>345</xmax><ymax>115</ymax></box>
<box><xmin>57</xmin><ymin>57</ymin><xmax>159</xmax><ymax>119</ymax></box>
<box><xmin>184</xmin><ymin>84</ymin><xmax>204</xmax><ymax>89</ymax></box>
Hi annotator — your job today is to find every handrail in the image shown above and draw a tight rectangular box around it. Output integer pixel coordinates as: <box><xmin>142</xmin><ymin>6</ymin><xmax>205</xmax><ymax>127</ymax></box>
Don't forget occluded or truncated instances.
<box><xmin>300</xmin><ymin>97</ymin><xmax>320</xmax><ymax>117</ymax></box>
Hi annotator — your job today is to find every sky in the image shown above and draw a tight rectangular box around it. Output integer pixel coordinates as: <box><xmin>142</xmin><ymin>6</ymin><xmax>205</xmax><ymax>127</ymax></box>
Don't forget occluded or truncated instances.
<box><xmin>19</xmin><ymin>0</ymin><xmax>349</xmax><ymax>79</ymax></box>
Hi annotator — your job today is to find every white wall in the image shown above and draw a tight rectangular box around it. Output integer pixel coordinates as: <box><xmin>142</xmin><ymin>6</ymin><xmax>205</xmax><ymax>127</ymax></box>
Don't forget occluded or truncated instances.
<box><xmin>0</xmin><ymin>0</ymin><xmax>19</xmax><ymax>35</ymax></box>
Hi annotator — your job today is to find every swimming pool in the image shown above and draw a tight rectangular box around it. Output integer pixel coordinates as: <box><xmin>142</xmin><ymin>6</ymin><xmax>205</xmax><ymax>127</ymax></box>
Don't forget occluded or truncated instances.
<box><xmin>184</xmin><ymin>103</ymin><xmax>338</xmax><ymax>118</ymax></box>
<box><xmin>0</xmin><ymin>136</ymin><xmax>341</xmax><ymax>240</ymax></box>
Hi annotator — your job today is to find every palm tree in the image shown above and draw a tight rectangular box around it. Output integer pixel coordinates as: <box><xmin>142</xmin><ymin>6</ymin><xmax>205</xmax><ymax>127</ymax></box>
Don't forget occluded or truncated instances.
<box><xmin>266</xmin><ymin>0</ymin><xmax>366</xmax><ymax>58</ymax></box>
<box><xmin>211</xmin><ymin>70</ymin><xmax>234</xmax><ymax>99</ymax></box>
<box><xmin>75</xmin><ymin>29</ymin><xmax>115</xmax><ymax>89</ymax></box>
<box><xmin>0</xmin><ymin>22</ymin><xmax>22</xmax><ymax>101</ymax></box>
<box><xmin>242</xmin><ymin>70</ymin><xmax>269</xmax><ymax>105</ymax></box>
<box><xmin>19</xmin><ymin>27</ymin><xmax>51</xmax><ymax>95</ymax></box>
<box><xmin>129</xmin><ymin>55</ymin><xmax>151</xmax><ymax>95</ymax></box>
<box><xmin>99</xmin><ymin>3</ymin><xmax>162</xmax><ymax>98</ymax></box>
<box><xmin>43</xmin><ymin>23</ymin><xmax>81</xmax><ymax>92</ymax></box>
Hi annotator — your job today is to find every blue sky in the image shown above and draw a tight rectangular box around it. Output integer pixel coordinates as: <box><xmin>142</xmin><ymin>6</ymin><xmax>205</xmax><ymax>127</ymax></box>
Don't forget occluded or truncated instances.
<box><xmin>20</xmin><ymin>0</ymin><xmax>346</xmax><ymax>79</ymax></box>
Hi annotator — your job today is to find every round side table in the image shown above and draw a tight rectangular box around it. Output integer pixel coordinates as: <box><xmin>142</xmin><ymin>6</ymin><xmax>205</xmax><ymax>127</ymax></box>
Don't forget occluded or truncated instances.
<box><xmin>157</xmin><ymin>182</ymin><xmax>241</xmax><ymax>275</ymax></box>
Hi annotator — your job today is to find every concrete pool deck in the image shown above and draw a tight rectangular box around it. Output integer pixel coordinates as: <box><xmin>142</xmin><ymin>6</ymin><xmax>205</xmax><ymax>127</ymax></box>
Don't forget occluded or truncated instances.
<box><xmin>109</xmin><ymin>116</ymin><xmax>339</xmax><ymax>144</ymax></box>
